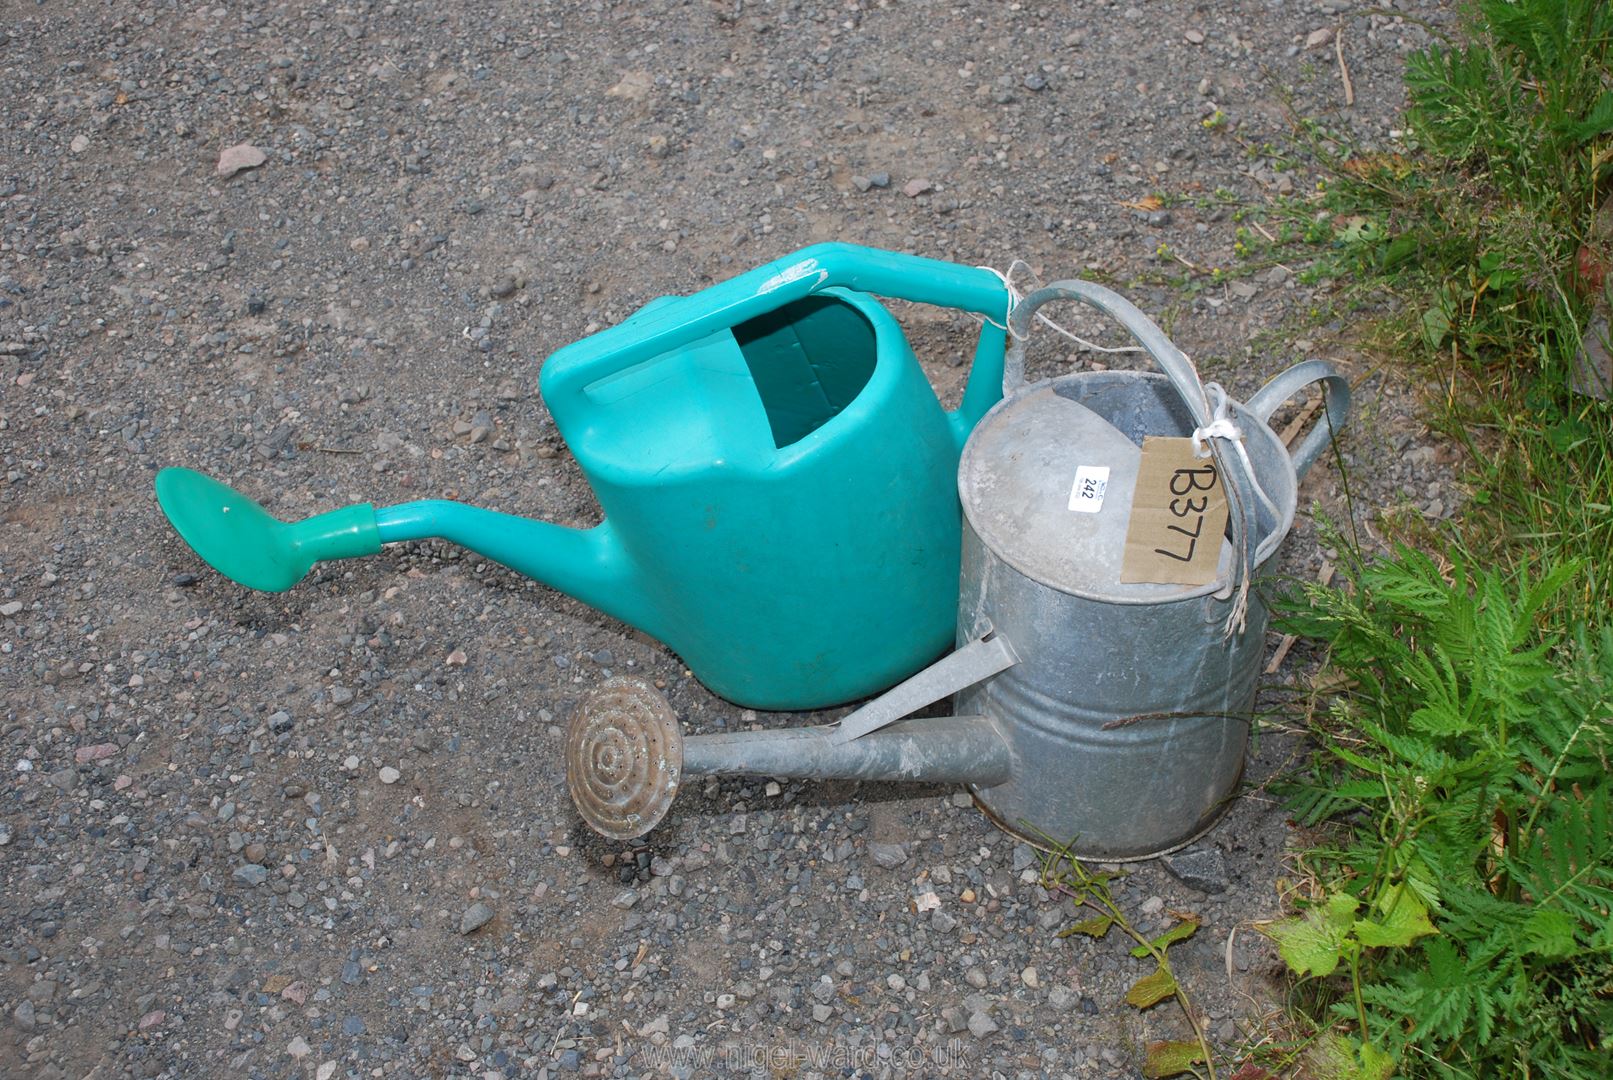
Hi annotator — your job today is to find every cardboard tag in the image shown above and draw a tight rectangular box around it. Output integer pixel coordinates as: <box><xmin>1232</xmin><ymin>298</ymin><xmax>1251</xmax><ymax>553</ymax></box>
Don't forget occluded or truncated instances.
<box><xmin>1120</xmin><ymin>436</ymin><xmax>1229</xmax><ymax>585</ymax></box>
<box><xmin>1067</xmin><ymin>466</ymin><xmax>1110</xmax><ymax>513</ymax></box>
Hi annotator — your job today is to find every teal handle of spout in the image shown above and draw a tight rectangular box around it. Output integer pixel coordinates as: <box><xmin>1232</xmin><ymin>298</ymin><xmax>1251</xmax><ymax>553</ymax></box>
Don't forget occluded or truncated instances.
<box><xmin>540</xmin><ymin>242</ymin><xmax>1010</xmax><ymax>442</ymax></box>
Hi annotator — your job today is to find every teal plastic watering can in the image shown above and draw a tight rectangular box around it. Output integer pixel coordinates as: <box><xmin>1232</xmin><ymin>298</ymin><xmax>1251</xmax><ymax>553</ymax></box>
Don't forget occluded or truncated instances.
<box><xmin>155</xmin><ymin>244</ymin><xmax>1010</xmax><ymax>709</ymax></box>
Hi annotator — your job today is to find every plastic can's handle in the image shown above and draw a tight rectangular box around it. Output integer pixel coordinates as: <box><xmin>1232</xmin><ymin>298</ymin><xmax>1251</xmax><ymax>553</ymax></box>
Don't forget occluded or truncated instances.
<box><xmin>1245</xmin><ymin>360</ymin><xmax>1351</xmax><ymax>482</ymax></box>
<box><xmin>539</xmin><ymin>243</ymin><xmax>1009</xmax><ymax>417</ymax></box>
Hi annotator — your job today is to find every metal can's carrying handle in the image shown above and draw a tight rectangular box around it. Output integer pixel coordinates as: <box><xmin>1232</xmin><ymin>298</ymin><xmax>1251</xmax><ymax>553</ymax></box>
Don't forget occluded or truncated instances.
<box><xmin>1245</xmin><ymin>360</ymin><xmax>1351</xmax><ymax>482</ymax></box>
<box><xmin>1004</xmin><ymin>281</ymin><xmax>1257</xmax><ymax>599</ymax></box>
<box><xmin>541</xmin><ymin>243</ymin><xmax>1009</xmax><ymax>418</ymax></box>
<box><xmin>1005</xmin><ymin>282</ymin><xmax>1216</xmax><ymax>426</ymax></box>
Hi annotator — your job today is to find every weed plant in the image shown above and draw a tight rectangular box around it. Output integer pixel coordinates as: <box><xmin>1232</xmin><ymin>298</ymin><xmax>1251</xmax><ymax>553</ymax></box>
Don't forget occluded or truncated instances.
<box><xmin>1271</xmin><ymin>545</ymin><xmax>1612</xmax><ymax>1078</ymax></box>
<box><xmin>1246</xmin><ymin>8</ymin><xmax>1613</xmax><ymax>1073</ymax></box>
<box><xmin>1253</xmin><ymin>1</ymin><xmax>1613</xmax><ymax>619</ymax></box>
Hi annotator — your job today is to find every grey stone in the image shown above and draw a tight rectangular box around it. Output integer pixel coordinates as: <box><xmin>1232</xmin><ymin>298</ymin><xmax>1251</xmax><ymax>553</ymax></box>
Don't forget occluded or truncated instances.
<box><xmin>232</xmin><ymin>864</ymin><xmax>269</xmax><ymax>886</ymax></box>
<box><xmin>1162</xmin><ymin>844</ymin><xmax>1230</xmax><ymax>894</ymax></box>
<box><xmin>460</xmin><ymin>902</ymin><xmax>495</xmax><ymax>934</ymax></box>
<box><xmin>867</xmin><ymin>842</ymin><xmax>908</xmax><ymax>869</ymax></box>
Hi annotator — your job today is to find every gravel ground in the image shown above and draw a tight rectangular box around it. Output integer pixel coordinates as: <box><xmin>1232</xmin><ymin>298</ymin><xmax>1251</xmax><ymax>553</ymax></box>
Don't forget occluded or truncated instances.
<box><xmin>3</xmin><ymin>2</ymin><xmax>1458</xmax><ymax>1078</ymax></box>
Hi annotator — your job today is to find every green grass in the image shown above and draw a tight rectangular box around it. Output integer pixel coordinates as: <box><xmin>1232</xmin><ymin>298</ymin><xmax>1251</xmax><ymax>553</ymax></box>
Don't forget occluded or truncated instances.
<box><xmin>1231</xmin><ymin>3</ymin><xmax>1613</xmax><ymax>1077</ymax></box>
<box><xmin>1208</xmin><ymin>1</ymin><xmax>1613</xmax><ymax>622</ymax></box>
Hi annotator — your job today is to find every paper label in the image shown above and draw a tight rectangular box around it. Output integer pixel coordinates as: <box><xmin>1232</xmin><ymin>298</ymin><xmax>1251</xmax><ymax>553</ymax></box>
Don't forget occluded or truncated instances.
<box><xmin>1120</xmin><ymin>436</ymin><xmax>1229</xmax><ymax>585</ymax></box>
<box><xmin>1067</xmin><ymin>466</ymin><xmax>1110</xmax><ymax>513</ymax></box>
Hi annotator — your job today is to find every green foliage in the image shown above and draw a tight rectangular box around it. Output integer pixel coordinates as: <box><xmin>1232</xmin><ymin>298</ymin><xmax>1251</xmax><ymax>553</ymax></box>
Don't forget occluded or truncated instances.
<box><xmin>1382</xmin><ymin>0</ymin><xmax>1613</xmax><ymax>403</ymax></box>
<box><xmin>1304</xmin><ymin>1033</ymin><xmax>1395</xmax><ymax>1080</ymax></box>
<box><xmin>1229</xmin><ymin>0</ymin><xmax>1613</xmax><ymax>619</ymax></box>
<box><xmin>1042</xmin><ymin>848</ymin><xmax>1216</xmax><ymax>1079</ymax></box>
<box><xmin>1271</xmin><ymin>546</ymin><xmax>1613</xmax><ymax>1078</ymax></box>
<box><xmin>1406</xmin><ymin>0</ymin><xmax>1613</xmax><ymax>185</ymax></box>
<box><xmin>1247</xmin><ymin>5</ymin><xmax>1613</xmax><ymax>1075</ymax></box>
<box><xmin>1266</xmin><ymin>893</ymin><xmax>1361</xmax><ymax>979</ymax></box>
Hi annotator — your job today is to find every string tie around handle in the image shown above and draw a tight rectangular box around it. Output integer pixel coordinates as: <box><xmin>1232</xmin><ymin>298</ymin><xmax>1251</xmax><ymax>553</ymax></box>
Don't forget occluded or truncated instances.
<box><xmin>1190</xmin><ymin>382</ymin><xmax>1280</xmax><ymax>638</ymax></box>
<box><xmin>974</xmin><ymin>261</ymin><xmax>1146</xmax><ymax>353</ymax></box>
<box><xmin>1190</xmin><ymin>382</ymin><xmax>1242</xmax><ymax>455</ymax></box>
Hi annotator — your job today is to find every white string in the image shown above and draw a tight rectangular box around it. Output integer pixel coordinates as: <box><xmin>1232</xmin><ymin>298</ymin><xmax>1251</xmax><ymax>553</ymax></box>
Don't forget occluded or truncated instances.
<box><xmin>1188</xmin><ymin>382</ymin><xmax>1280</xmax><ymax>637</ymax></box>
<box><xmin>1192</xmin><ymin>383</ymin><xmax>1280</xmax><ymax>526</ymax></box>
<box><xmin>973</xmin><ymin>261</ymin><xmax>1148</xmax><ymax>354</ymax></box>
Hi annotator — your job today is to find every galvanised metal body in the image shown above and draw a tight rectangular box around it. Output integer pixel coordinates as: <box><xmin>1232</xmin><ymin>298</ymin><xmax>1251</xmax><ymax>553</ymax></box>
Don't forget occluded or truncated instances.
<box><xmin>953</xmin><ymin>373</ymin><xmax>1287</xmax><ymax>857</ymax></box>
<box><xmin>566</xmin><ymin>281</ymin><xmax>1350</xmax><ymax>859</ymax></box>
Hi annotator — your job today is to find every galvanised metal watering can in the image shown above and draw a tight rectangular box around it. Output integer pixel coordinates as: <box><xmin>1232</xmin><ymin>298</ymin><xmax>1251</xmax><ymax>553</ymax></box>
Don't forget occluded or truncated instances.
<box><xmin>565</xmin><ymin>281</ymin><xmax>1351</xmax><ymax>858</ymax></box>
<box><xmin>155</xmin><ymin>244</ymin><xmax>1011</xmax><ymax>710</ymax></box>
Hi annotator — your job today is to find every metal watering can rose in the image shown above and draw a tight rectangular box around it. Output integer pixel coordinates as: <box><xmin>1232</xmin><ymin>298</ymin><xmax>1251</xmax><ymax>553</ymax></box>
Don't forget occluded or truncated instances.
<box><xmin>154</xmin><ymin>244</ymin><xmax>1012</xmax><ymax>710</ymax></box>
<box><xmin>567</xmin><ymin>280</ymin><xmax>1351</xmax><ymax>859</ymax></box>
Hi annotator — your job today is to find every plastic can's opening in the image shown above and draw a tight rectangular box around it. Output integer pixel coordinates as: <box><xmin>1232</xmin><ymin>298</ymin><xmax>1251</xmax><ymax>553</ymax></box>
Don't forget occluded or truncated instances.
<box><xmin>734</xmin><ymin>295</ymin><xmax>878</xmax><ymax>448</ymax></box>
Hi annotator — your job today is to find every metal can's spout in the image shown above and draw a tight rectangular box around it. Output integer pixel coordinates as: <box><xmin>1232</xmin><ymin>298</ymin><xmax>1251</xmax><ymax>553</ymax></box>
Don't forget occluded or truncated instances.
<box><xmin>683</xmin><ymin>714</ymin><xmax>1011</xmax><ymax>786</ymax></box>
<box><xmin>563</xmin><ymin>677</ymin><xmax>1011</xmax><ymax>841</ymax></box>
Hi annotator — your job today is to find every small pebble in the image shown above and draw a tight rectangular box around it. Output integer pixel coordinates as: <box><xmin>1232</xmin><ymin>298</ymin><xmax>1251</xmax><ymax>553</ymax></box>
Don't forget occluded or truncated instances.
<box><xmin>460</xmin><ymin>902</ymin><xmax>495</xmax><ymax>934</ymax></box>
<box><xmin>233</xmin><ymin>864</ymin><xmax>269</xmax><ymax>887</ymax></box>
<box><xmin>217</xmin><ymin>143</ymin><xmax>267</xmax><ymax>178</ymax></box>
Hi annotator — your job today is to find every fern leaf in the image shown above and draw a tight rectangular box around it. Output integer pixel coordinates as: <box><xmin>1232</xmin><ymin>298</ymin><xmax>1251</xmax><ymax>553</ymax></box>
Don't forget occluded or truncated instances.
<box><xmin>1519</xmin><ymin>907</ymin><xmax>1578</xmax><ymax>958</ymax></box>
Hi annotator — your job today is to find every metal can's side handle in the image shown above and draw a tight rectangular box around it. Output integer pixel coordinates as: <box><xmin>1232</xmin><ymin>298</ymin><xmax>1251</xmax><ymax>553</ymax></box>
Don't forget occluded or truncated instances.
<box><xmin>1245</xmin><ymin>360</ymin><xmax>1352</xmax><ymax>482</ymax></box>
